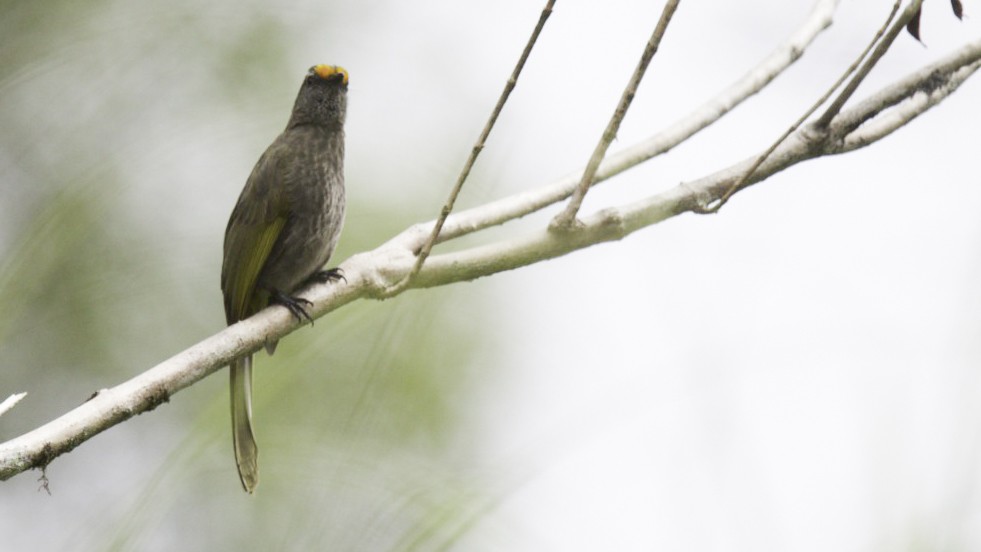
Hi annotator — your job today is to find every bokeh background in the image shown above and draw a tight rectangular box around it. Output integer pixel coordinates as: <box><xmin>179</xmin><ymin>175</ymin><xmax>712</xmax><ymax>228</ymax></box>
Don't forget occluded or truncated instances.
<box><xmin>2</xmin><ymin>1</ymin><xmax>980</xmax><ymax>550</ymax></box>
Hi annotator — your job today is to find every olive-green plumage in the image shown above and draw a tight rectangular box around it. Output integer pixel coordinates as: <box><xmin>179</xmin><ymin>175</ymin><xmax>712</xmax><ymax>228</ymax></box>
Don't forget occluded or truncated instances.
<box><xmin>221</xmin><ymin>65</ymin><xmax>348</xmax><ymax>493</ymax></box>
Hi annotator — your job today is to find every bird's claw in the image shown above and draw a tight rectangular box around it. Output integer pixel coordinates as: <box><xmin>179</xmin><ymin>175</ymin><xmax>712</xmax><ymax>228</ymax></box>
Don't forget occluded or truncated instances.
<box><xmin>312</xmin><ymin>267</ymin><xmax>346</xmax><ymax>284</ymax></box>
<box><xmin>271</xmin><ymin>291</ymin><xmax>315</xmax><ymax>325</ymax></box>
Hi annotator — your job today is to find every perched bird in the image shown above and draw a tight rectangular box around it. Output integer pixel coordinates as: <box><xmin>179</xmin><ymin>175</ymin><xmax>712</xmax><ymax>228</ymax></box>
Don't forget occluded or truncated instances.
<box><xmin>221</xmin><ymin>64</ymin><xmax>349</xmax><ymax>493</ymax></box>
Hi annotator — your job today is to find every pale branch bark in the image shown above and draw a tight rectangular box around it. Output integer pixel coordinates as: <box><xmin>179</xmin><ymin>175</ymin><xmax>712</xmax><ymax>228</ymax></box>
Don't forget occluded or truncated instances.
<box><xmin>551</xmin><ymin>0</ymin><xmax>680</xmax><ymax>230</ymax></box>
<box><xmin>841</xmin><ymin>61</ymin><xmax>981</xmax><ymax>153</ymax></box>
<box><xmin>839</xmin><ymin>58</ymin><xmax>981</xmax><ymax>152</ymax></box>
<box><xmin>0</xmin><ymin>394</ymin><xmax>26</xmax><ymax>419</ymax></box>
<box><xmin>2</xmin><ymin>21</ymin><xmax>979</xmax><ymax>483</ymax></box>
<box><xmin>705</xmin><ymin>0</ymin><xmax>901</xmax><ymax>212</ymax></box>
<box><xmin>841</xmin><ymin>63</ymin><xmax>980</xmax><ymax>149</ymax></box>
<box><xmin>815</xmin><ymin>0</ymin><xmax>922</xmax><ymax>127</ymax></box>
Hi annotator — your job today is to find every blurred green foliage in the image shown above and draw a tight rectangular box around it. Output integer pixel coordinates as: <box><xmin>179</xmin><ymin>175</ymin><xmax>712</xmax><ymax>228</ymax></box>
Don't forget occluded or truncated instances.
<box><xmin>0</xmin><ymin>1</ymin><xmax>497</xmax><ymax>549</ymax></box>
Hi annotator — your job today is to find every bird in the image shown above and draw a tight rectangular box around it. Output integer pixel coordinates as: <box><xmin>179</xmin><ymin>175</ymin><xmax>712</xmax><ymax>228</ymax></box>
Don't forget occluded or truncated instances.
<box><xmin>220</xmin><ymin>64</ymin><xmax>349</xmax><ymax>493</ymax></box>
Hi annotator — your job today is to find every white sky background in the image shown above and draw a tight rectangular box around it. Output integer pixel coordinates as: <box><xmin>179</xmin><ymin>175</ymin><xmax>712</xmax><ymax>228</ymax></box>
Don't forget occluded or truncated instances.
<box><xmin>3</xmin><ymin>1</ymin><xmax>980</xmax><ymax>550</ymax></box>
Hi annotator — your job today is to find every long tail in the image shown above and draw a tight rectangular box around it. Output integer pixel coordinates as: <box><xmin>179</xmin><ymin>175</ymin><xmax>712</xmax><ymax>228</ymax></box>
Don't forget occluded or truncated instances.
<box><xmin>230</xmin><ymin>355</ymin><xmax>259</xmax><ymax>493</ymax></box>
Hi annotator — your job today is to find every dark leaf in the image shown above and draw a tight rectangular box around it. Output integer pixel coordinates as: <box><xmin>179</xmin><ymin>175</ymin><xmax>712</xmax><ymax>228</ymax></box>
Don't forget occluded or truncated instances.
<box><xmin>906</xmin><ymin>8</ymin><xmax>922</xmax><ymax>41</ymax></box>
<box><xmin>952</xmin><ymin>0</ymin><xmax>964</xmax><ymax>20</ymax></box>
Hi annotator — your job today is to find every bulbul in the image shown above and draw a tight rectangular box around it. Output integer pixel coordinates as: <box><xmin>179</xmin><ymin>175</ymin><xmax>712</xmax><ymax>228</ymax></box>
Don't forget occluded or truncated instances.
<box><xmin>221</xmin><ymin>64</ymin><xmax>349</xmax><ymax>493</ymax></box>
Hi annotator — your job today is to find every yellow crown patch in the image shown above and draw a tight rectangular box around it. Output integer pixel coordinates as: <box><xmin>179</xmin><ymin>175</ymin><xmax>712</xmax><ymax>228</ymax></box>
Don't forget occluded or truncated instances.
<box><xmin>311</xmin><ymin>64</ymin><xmax>349</xmax><ymax>85</ymax></box>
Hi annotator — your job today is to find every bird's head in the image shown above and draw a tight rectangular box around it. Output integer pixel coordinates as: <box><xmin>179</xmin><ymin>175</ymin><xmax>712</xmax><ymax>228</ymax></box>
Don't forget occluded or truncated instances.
<box><xmin>288</xmin><ymin>64</ymin><xmax>349</xmax><ymax>130</ymax></box>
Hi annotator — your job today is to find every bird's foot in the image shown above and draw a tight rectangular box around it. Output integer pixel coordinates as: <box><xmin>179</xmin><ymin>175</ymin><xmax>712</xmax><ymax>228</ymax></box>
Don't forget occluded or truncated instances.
<box><xmin>311</xmin><ymin>267</ymin><xmax>346</xmax><ymax>284</ymax></box>
<box><xmin>271</xmin><ymin>290</ymin><xmax>314</xmax><ymax>325</ymax></box>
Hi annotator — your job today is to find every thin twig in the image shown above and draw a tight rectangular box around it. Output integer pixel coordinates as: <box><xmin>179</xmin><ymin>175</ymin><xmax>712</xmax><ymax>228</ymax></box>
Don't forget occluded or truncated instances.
<box><xmin>549</xmin><ymin>0</ymin><xmax>681</xmax><ymax>231</ymax></box>
<box><xmin>814</xmin><ymin>0</ymin><xmax>924</xmax><ymax>127</ymax></box>
<box><xmin>380</xmin><ymin>0</ymin><xmax>557</xmax><ymax>297</ymax></box>
<box><xmin>698</xmin><ymin>0</ymin><xmax>902</xmax><ymax>213</ymax></box>
<box><xmin>0</xmin><ymin>393</ymin><xmax>27</xmax><ymax>418</ymax></box>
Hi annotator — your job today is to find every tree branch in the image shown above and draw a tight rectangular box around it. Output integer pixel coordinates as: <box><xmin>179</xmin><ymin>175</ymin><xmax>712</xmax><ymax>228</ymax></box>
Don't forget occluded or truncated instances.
<box><xmin>396</xmin><ymin>0</ymin><xmax>840</xmax><ymax>252</ymax></box>
<box><xmin>701</xmin><ymin>0</ymin><xmax>901</xmax><ymax>212</ymax></box>
<box><xmin>550</xmin><ymin>0</ymin><xmax>680</xmax><ymax>230</ymax></box>
<box><xmin>0</xmin><ymin>394</ymin><xmax>26</xmax><ymax>419</ymax></box>
<box><xmin>383</xmin><ymin>0</ymin><xmax>557</xmax><ymax>297</ymax></box>
<box><xmin>402</xmin><ymin>39</ymin><xmax>980</xmax><ymax>284</ymax></box>
<box><xmin>2</xmin><ymin>16</ymin><xmax>978</xmax><ymax>484</ymax></box>
<box><xmin>814</xmin><ymin>0</ymin><xmax>923</xmax><ymax>127</ymax></box>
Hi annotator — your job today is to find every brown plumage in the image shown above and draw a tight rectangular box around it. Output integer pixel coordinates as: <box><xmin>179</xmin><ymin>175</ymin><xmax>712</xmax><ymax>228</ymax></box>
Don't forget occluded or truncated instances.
<box><xmin>220</xmin><ymin>64</ymin><xmax>348</xmax><ymax>493</ymax></box>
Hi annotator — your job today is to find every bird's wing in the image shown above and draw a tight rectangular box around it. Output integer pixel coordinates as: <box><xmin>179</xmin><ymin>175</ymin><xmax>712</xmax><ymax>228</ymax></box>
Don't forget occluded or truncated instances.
<box><xmin>221</xmin><ymin>148</ymin><xmax>289</xmax><ymax>324</ymax></box>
